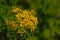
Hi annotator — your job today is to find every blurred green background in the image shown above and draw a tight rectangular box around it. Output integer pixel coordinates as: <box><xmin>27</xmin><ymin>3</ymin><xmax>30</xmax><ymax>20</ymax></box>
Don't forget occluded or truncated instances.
<box><xmin>0</xmin><ymin>0</ymin><xmax>60</xmax><ymax>40</ymax></box>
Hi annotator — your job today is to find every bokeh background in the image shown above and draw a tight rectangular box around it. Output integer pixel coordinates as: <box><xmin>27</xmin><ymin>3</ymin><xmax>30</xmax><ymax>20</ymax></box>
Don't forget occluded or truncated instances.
<box><xmin>0</xmin><ymin>0</ymin><xmax>60</xmax><ymax>40</ymax></box>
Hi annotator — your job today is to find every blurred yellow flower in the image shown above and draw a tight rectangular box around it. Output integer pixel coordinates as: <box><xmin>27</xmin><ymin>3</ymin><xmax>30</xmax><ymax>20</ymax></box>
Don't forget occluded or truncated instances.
<box><xmin>27</xmin><ymin>21</ymin><xmax>34</xmax><ymax>25</ymax></box>
<box><xmin>11</xmin><ymin>21</ymin><xmax>18</xmax><ymax>29</ymax></box>
<box><xmin>17</xmin><ymin>17</ymin><xmax>22</xmax><ymax>22</ymax></box>
<box><xmin>17</xmin><ymin>28</ymin><xmax>26</xmax><ymax>35</ymax></box>
<box><xmin>32</xmin><ymin>17</ymin><xmax>38</xmax><ymax>25</ymax></box>
<box><xmin>12</xmin><ymin>7</ymin><xmax>22</xmax><ymax>13</ymax></box>
<box><xmin>30</xmin><ymin>25</ymin><xmax>36</xmax><ymax>32</ymax></box>
<box><xmin>5</xmin><ymin>20</ymin><xmax>9</xmax><ymax>26</ymax></box>
<box><xmin>11</xmin><ymin>7</ymin><xmax>38</xmax><ymax>32</ymax></box>
<box><xmin>15</xmin><ymin>13</ymin><xmax>20</xmax><ymax>17</ymax></box>
<box><xmin>30</xmin><ymin>10</ymin><xmax>36</xmax><ymax>15</ymax></box>
<box><xmin>23</xmin><ymin>10</ymin><xmax>29</xmax><ymax>15</ymax></box>
<box><xmin>20</xmin><ymin>22</ymin><xmax>25</xmax><ymax>27</ymax></box>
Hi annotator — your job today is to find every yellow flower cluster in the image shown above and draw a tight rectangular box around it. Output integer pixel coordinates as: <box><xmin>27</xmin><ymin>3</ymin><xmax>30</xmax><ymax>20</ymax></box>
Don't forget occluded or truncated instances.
<box><xmin>5</xmin><ymin>7</ymin><xmax>38</xmax><ymax>35</ymax></box>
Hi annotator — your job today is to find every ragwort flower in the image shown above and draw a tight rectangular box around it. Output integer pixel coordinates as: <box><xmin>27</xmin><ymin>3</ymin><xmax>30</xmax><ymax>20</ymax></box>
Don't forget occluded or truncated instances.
<box><xmin>11</xmin><ymin>7</ymin><xmax>38</xmax><ymax>34</ymax></box>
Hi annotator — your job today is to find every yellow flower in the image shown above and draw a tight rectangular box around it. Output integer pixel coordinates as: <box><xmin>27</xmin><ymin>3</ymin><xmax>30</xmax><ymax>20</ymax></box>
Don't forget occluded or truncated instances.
<box><xmin>17</xmin><ymin>17</ymin><xmax>22</xmax><ymax>22</ymax></box>
<box><xmin>23</xmin><ymin>14</ymin><xmax>29</xmax><ymax>19</ymax></box>
<box><xmin>12</xmin><ymin>7</ymin><xmax>22</xmax><ymax>13</ymax></box>
<box><xmin>29</xmin><ymin>10</ymin><xmax>35</xmax><ymax>15</ymax></box>
<box><xmin>29</xmin><ymin>15</ymin><xmax>34</xmax><ymax>20</ymax></box>
<box><xmin>11</xmin><ymin>21</ymin><xmax>18</xmax><ymax>29</ymax></box>
<box><xmin>29</xmin><ymin>16</ymin><xmax>38</xmax><ymax>25</ymax></box>
<box><xmin>15</xmin><ymin>13</ymin><xmax>19</xmax><ymax>17</ymax></box>
<box><xmin>20</xmin><ymin>21</ymin><xmax>26</xmax><ymax>27</ymax></box>
<box><xmin>27</xmin><ymin>21</ymin><xmax>34</xmax><ymax>26</ymax></box>
<box><xmin>31</xmin><ymin>10</ymin><xmax>35</xmax><ymax>14</ymax></box>
<box><xmin>27</xmin><ymin>25</ymin><xmax>31</xmax><ymax>28</ymax></box>
<box><xmin>5</xmin><ymin>20</ymin><xmax>9</xmax><ymax>25</ymax></box>
<box><xmin>23</xmin><ymin>19</ymin><xmax>28</xmax><ymax>22</ymax></box>
<box><xmin>32</xmin><ymin>17</ymin><xmax>38</xmax><ymax>24</ymax></box>
<box><xmin>23</xmin><ymin>10</ymin><xmax>29</xmax><ymax>15</ymax></box>
<box><xmin>18</xmin><ymin>30</ymin><xmax>25</xmax><ymax>35</ymax></box>
<box><xmin>17</xmin><ymin>28</ymin><xmax>26</xmax><ymax>35</ymax></box>
<box><xmin>30</xmin><ymin>25</ymin><xmax>36</xmax><ymax>32</ymax></box>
